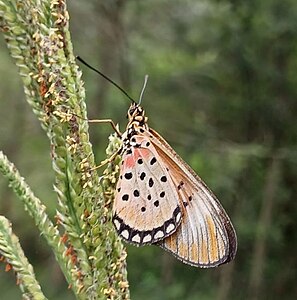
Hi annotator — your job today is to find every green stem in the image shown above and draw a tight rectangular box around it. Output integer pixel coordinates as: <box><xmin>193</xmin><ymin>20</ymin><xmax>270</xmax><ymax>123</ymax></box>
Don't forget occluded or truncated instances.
<box><xmin>0</xmin><ymin>216</ymin><xmax>47</xmax><ymax>300</ymax></box>
<box><xmin>0</xmin><ymin>151</ymin><xmax>79</xmax><ymax>295</ymax></box>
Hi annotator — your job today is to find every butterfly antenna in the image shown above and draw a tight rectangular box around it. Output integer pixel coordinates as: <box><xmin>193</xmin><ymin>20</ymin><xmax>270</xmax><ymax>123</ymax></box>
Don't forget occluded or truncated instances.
<box><xmin>76</xmin><ymin>56</ymin><xmax>135</xmax><ymax>103</ymax></box>
<box><xmin>139</xmin><ymin>75</ymin><xmax>149</xmax><ymax>105</ymax></box>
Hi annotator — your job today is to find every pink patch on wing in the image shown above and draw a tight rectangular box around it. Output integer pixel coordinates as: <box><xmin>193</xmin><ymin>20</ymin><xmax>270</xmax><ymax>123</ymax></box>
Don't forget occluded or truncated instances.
<box><xmin>125</xmin><ymin>148</ymin><xmax>150</xmax><ymax>168</ymax></box>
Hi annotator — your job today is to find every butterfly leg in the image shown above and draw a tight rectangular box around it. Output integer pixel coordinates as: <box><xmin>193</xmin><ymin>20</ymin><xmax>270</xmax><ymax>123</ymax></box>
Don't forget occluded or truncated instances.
<box><xmin>88</xmin><ymin>119</ymin><xmax>123</xmax><ymax>170</ymax></box>
<box><xmin>90</xmin><ymin>146</ymin><xmax>122</xmax><ymax>171</ymax></box>
<box><xmin>55</xmin><ymin>110</ymin><xmax>122</xmax><ymax>137</ymax></box>
<box><xmin>88</xmin><ymin>119</ymin><xmax>122</xmax><ymax>137</ymax></box>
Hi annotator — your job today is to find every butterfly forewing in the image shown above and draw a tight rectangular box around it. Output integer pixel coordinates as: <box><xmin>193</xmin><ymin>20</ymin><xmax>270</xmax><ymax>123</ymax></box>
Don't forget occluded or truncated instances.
<box><xmin>113</xmin><ymin>134</ymin><xmax>182</xmax><ymax>246</ymax></box>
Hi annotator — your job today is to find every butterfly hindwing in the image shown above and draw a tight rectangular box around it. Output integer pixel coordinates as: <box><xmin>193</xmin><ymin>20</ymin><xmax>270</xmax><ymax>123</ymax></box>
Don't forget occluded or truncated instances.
<box><xmin>113</xmin><ymin>134</ymin><xmax>182</xmax><ymax>246</ymax></box>
<box><xmin>148</xmin><ymin>128</ymin><xmax>237</xmax><ymax>267</ymax></box>
<box><xmin>160</xmin><ymin>176</ymin><xmax>235</xmax><ymax>267</ymax></box>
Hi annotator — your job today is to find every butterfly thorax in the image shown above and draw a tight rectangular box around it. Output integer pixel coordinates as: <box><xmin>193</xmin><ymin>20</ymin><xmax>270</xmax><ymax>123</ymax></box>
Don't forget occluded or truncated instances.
<box><xmin>122</xmin><ymin>103</ymin><xmax>149</xmax><ymax>149</ymax></box>
<box><xmin>126</xmin><ymin>102</ymin><xmax>148</xmax><ymax>130</ymax></box>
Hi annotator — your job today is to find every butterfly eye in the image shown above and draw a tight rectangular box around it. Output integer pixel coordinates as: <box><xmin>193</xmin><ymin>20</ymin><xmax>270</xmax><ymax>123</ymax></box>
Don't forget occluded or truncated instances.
<box><xmin>128</xmin><ymin>104</ymin><xmax>137</xmax><ymax>116</ymax></box>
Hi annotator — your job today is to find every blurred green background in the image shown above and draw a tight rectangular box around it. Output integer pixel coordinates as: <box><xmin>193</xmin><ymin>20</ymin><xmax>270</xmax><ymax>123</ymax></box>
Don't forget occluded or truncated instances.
<box><xmin>1</xmin><ymin>0</ymin><xmax>297</xmax><ymax>299</ymax></box>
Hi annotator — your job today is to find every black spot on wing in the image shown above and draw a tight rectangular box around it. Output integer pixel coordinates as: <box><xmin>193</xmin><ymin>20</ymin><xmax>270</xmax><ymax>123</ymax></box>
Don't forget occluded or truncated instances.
<box><xmin>149</xmin><ymin>178</ymin><xmax>154</xmax><ymax>187</ymax></box>
<box><xmin>124</xmin><ymin>172</ymin><xmax>133</xmax><ymax>180</ymax></box>
<box><xmin>150</xmin><ymin>157</ymin><xmax>157</xmax><ymax>165</ymax></box>
<box><xmin>140</xmin><ymin>172</ymin><xmax>146</xmax><ymax>180</ymax></box>
<box><xmin>122</xmin><ymin>194</ymin><xmax>129</xmax><ymax>201</ymax></box>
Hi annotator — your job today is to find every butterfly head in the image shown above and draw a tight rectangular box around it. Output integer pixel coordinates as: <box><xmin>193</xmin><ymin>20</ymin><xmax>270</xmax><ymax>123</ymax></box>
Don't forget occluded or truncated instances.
<box><xmin>127</xmin><ymin>102</ymin><xmax>148</xmax><ymax>129</ymax></box>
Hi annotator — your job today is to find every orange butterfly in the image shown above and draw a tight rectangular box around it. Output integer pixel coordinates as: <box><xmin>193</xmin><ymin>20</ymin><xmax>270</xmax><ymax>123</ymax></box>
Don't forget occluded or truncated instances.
<box><xmin>112</xmin><ymin>101</ymin><xmax>237</xmax><ymax>268</ymax></box>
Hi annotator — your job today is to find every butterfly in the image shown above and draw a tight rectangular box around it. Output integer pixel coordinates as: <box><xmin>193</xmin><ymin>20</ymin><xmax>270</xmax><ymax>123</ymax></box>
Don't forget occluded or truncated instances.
<box><xmin>75</xmin><ymin>57</ymin><xmax>236</xmax><ymax>267</ymax></box>
<box><xmin>112</xmin><ymin>101</ymin><xmax>237</xmax><ymax>268</ymax></box>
